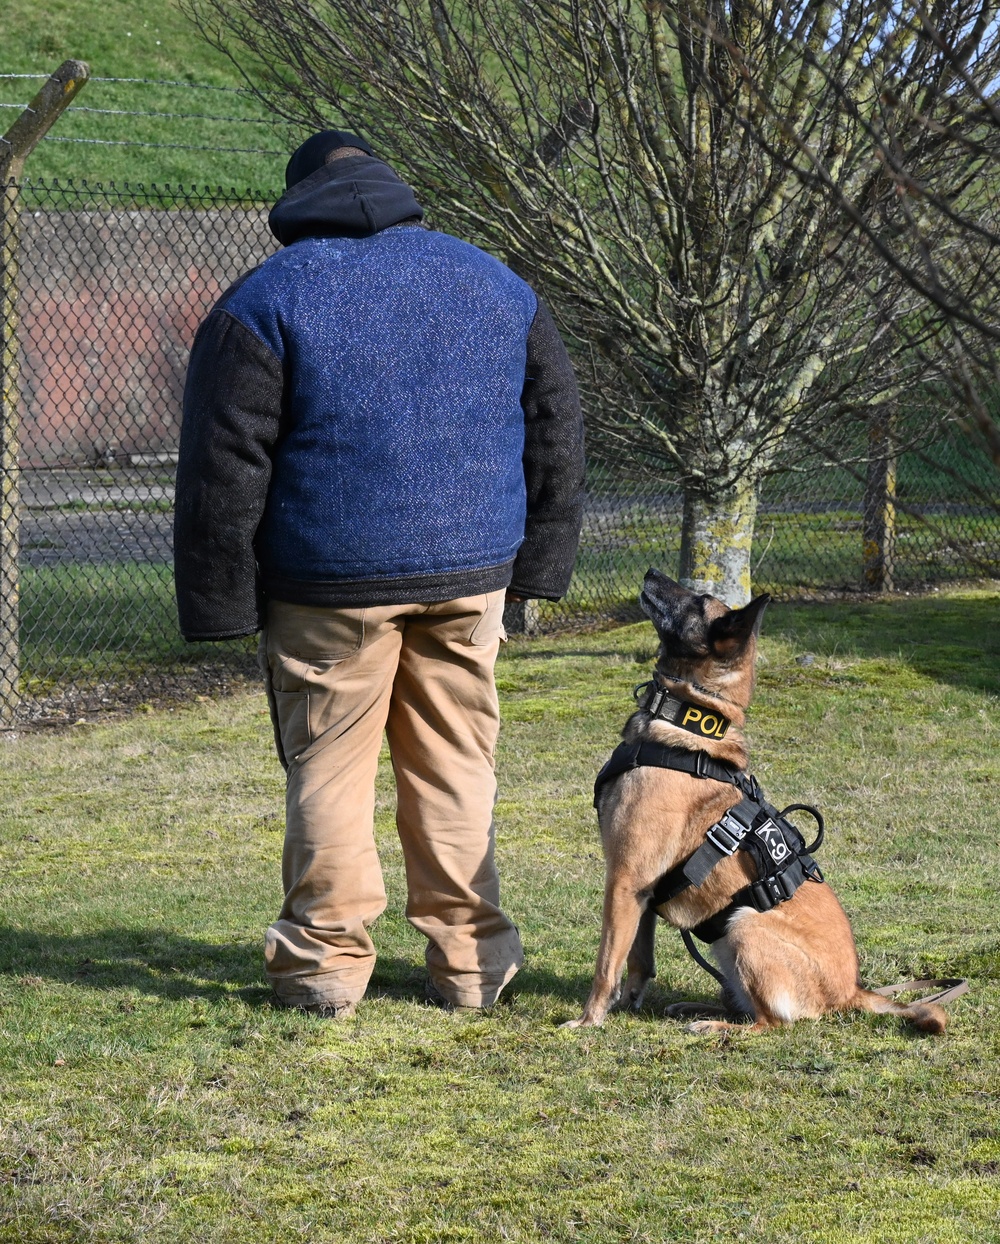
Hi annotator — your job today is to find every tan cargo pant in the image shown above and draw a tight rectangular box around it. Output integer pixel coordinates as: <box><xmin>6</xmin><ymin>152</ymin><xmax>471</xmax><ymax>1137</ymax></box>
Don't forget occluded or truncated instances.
<box><xmin>259</xmin><ymin>590</ymin><xmax>524</xmax><ymax>1010</ymax></box>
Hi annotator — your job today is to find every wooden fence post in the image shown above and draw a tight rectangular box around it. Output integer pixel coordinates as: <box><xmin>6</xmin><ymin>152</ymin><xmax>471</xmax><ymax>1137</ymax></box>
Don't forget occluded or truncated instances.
<box><xmin>862</xmin><ymin>410</ymin><xmax>897</xmax><ymax>592</ymax></box>
<box><xmin>0</xmin><ymin>60</ymin><xmax>89</xmax><ymax>727</ymax></box>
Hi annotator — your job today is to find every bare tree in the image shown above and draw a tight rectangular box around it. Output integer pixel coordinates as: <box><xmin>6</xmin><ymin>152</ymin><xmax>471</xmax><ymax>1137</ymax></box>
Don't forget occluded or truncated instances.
<box><xmin>185</xmin><ymin>0</ymin><xmax>966</xmax><ymax>604</ymax></box>
<box><xmin>701</xmin><ymin>0</ymin><xmax>1000</xmax><ymax>474</ymax></box>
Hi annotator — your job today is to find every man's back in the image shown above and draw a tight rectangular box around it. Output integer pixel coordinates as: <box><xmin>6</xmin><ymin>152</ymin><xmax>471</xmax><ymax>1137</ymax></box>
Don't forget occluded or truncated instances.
<box><xmin>220</xmin><ymin>226</ymin><xmax>538</xmax><ymax>588</ymax></box>
<box><xmin>175</xmin><ymin>140</ymin><xmax>583</xmax><ymax>639</ymax></box>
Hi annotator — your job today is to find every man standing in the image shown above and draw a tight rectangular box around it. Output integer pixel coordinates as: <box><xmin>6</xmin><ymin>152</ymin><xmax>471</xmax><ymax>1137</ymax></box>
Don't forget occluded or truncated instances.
<box><xmin>174</xmin><ymin>131</ymin><xmax>585</xmax><ymax>1017</ymax></box>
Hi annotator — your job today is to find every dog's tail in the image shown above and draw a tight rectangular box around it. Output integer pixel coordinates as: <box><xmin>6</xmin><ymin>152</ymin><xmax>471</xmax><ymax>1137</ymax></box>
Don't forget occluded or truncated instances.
<box><xmin>851</xmin><ymin>987</ymin><xmax>948</xmax><ymax>1034</ymax></box>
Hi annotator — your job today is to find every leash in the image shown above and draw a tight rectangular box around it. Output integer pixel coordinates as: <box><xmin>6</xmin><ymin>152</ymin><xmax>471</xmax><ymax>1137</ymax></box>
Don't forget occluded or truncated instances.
<box><xmin>870</xmin><ymin>978</ymin><xmax>969</xmax><ymax>1007</ymax></box>
<box><xmin>681</xmin><ymin>929</ymin><xmax>729</xmax><ymax>990</ymax></box>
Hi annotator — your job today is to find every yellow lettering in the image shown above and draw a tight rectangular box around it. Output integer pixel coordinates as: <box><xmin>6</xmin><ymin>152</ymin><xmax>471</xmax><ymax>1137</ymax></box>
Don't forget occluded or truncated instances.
<box><xmin>682</xmin><ymin>707</ymin><xmax>702</xmax><ymax>728</ymax></box>
<box><xmin>701</xmin><ymin>715</ymin><xmax>718</xmax><ymax>735</ymax></box>
<box><xmin>714</xmin><ymin>717</ymin><xmax>729</xmax><ymax>738</ymax></box>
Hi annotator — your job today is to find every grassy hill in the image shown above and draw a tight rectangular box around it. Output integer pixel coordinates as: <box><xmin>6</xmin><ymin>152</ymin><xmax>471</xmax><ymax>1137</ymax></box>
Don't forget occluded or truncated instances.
<box><xmin>2</xmin><ymin>0</ymin><xmax>300</xmax><ymax>196</ymax></box>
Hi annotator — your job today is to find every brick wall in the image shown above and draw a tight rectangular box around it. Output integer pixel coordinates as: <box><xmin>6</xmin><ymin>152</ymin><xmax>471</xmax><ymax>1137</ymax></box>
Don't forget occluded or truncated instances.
<box><xmin>18</xmin><ymin>206</ymin><xmax>278</xmax><ymax>465</ymax></box>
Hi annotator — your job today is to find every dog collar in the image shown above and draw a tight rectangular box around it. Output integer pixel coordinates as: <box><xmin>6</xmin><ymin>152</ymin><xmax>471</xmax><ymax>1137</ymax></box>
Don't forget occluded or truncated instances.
<box><xmin>634</xmin><ymin>679</ymin><xmax>731</xmax><ymax>740</ymax></box>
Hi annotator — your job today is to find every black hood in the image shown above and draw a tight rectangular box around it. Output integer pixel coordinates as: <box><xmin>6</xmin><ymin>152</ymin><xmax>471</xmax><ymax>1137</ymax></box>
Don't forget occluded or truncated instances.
<box><xmin>268</xmin><ymin>155</ymin><xmax>424</xmax><ymax>245</ymax></box>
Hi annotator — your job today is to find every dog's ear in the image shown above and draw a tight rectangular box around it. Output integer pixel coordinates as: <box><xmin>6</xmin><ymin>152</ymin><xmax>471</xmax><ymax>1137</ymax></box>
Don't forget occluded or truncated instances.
<box><xmin>639</xmin><ymin>569</ymin><xmax>695</xmax><ymax>638</ymax></box>
<box><xmin>707</xmin><ymin>594</ymin><xmax>771</xmax><ymax>659</ymax></box>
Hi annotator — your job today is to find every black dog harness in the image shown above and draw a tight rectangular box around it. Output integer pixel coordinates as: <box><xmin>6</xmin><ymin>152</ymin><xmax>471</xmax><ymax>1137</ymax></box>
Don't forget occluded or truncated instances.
<box><xmin>592</xmin><ymin>682</ymin><xmax>970</xmax><ymax>1011</ymax></box>
<box><xmin>593</xmin><ymin>736</ymin><xmax>826</xmax><ymax>949</ymax></box>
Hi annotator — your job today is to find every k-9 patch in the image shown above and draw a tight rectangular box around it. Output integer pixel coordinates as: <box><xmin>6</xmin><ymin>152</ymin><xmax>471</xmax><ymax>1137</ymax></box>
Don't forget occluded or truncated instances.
<box><xmin>754</xmin><ymin>819</ymin><xmax>792</xmax><ymax>864</ymax></box>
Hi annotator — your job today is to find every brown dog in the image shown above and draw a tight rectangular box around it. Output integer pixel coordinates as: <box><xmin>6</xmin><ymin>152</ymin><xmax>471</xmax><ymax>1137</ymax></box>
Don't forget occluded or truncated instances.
<box><xmin>566</xmin><ymin>569</ymin><xmax>946</xmax><ymax>1035</ymax></box>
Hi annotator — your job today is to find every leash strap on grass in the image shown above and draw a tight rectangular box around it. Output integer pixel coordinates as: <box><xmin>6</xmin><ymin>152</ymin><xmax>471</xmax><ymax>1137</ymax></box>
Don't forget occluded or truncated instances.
<box><xmin>871</xmin><ymin>978</ymin><xmax>969</xmax><ymax>1006</ymax></box>
<box><xmin>681</xmin><ymin>929</ymin><xmax>729</xmax><ymax>989</ymax></box>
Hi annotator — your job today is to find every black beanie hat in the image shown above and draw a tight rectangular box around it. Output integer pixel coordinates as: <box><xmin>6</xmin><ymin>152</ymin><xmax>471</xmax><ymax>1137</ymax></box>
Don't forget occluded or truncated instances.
<box><xmin>285</xmin><ymin>130</ymin><xmax>376</xmax><ymax>189</ymax></box>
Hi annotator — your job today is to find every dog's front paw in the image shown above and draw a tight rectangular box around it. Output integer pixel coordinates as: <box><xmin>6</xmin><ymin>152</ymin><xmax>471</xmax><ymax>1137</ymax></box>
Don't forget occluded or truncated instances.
<box><xmin>560</xmin><ymin>1014</ymin><xmax>605</xmax><ymax>1029</ymax></box>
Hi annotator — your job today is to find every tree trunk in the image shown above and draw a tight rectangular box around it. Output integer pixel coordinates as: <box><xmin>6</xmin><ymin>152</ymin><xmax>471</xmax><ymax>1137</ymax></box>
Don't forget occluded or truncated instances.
<box><xmin>678</xmin><ymin>481</ymin><xmax>759</xmax><ymax>607</ymax></box>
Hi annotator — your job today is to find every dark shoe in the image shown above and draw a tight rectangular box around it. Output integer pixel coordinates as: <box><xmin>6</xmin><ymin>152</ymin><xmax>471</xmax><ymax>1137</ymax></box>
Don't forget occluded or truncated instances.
<box><xmin>307</xmin><ymin>1000</ymin><xmax>357</xmax><ymax>1020</ymax></box>
<box><xmin>273</xmin><ymin>991</ymin><xmax>358</xmax><ymax>1020</ymax></box>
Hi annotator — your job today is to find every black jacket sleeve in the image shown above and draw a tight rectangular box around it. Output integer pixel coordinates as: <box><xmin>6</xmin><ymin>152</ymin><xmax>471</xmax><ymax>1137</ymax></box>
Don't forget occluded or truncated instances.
<box><xmin>173</xmin><ymin>308</ymin><xmax>284</xmax><ymax>640</ymax></box>
<box><xmin>510</xmin><ymin>297</ymin><xmax>586</xmax><ymax>600</ymax></box>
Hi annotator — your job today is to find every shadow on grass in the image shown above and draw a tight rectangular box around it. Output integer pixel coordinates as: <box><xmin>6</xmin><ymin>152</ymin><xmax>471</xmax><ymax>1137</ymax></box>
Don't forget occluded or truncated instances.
<box><xmin>511</xmin><ymin>969</ymin><xmax>721</xmax><ymax>1024</ymax></box>
<box><xmin>0</xmin><ymin>928</ymin><xmax>602</xmax><ymax>1009</ymax></box>
<box><xmin>0</xmin><ymin>926</ymin><xmax>268</xmax><ymax>1002</ymax></box>
<box><xmin>767</xmin><ymin>593</ymin><xmax>1000</xmax><ymax>696</ymax></box>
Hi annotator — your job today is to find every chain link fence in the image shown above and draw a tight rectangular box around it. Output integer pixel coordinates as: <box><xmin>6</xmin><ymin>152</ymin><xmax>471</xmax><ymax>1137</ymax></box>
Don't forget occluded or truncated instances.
<box><xmin>2</xmin><ymin>178</ymin><xmax>999</xmax><ymax>727</ymax></box>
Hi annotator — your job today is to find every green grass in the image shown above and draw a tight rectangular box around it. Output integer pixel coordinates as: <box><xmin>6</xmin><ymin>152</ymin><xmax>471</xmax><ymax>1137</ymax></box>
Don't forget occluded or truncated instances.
<box><xmin>20</xmin><ymin>562</ymin><xmax>254</xmax><ymax>690</ymax></box>
<box><xmin>2</xmin><ymin>590</ymin><xmax>999</xmax><ymax>1241</ymax></box>
<box><xmin>2</xmin><ymin>0</ymin><xmax>292</xmax><ymax>191</ymax></box>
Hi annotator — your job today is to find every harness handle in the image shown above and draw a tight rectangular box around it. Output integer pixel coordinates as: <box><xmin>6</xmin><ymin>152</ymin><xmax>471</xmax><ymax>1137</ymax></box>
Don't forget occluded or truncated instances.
<box><xmin>780</xmin><ymin>803</ymin><xmax>824</xmax><ymax>854</ymax></box>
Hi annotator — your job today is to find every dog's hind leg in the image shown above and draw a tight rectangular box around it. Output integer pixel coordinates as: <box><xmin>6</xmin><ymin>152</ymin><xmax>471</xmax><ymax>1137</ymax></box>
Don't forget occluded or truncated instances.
<box><xmin>685</xmin><ymin>918</ymin><xmax>832</xmax><ymax>1035</ymax></box>
<box><xmin>618</xmin><ymin>905</ymin><xmax>658</xmax><ymax>1013</ymax></box>
<box><xmin>564</xmin><ymin>881</ymin><xmax>650</xmax><ymax>1028</ymax></box>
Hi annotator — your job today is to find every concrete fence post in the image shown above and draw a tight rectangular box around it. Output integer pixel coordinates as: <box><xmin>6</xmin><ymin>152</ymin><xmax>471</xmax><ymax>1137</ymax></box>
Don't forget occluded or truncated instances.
<box><xmin>0</xmin><ymin>60</ymin><xmax>89</xmax><ymax>727</ymax></box>
<box><xmin>503</xmin><ymin>599</ymin><xmax>540</xmax><ymax>636</ymax></box>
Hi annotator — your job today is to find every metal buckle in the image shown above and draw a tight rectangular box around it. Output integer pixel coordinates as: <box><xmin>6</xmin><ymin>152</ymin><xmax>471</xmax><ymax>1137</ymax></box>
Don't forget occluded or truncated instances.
<box><xmin>744</xmin><ymin>773</ymin><xmax>763</xmax><ymax>802</ymax></box>
<box><xmin>705</xmin><ymin>812</ymin><xmax>748</xmax><ymax>856</ymax></box>
<box><xmin>775</xmin><ymin>872</ymin><xmax>796</xmax><ymax>902</ymax></box>
<box><xmin>802</xmin><ymin>857</ymin><xmax>825</xmax><ymax>883</ymax></box>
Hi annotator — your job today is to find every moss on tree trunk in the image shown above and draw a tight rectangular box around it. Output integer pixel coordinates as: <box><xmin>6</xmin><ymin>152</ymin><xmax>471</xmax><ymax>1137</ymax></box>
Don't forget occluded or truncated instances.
<box><xmin>678</xmin><ymin>482</ymin><xmax>759</xmax><ymax>607</ymax></box>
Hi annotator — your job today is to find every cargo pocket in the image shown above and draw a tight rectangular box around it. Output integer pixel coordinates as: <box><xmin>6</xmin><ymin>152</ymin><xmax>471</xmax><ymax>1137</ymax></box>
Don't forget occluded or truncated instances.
<box><xmin>266</xmin><ymin>602</ymin><xmax>366</xmax><ymax>660</ymax></box>
<box><xmin>469</xmin><ymin>591</ymin><xmax>508</xmax><ymax>646</ymax></box>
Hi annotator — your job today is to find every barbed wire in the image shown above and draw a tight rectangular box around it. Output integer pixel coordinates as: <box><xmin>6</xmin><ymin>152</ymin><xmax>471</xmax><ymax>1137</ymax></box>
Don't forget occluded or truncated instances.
<box><xmin>90</xmin><ymin>76</ymin><xmax>253</xmax><ymax>91</ymax></box>
<box><xmin>0</xmin><ymin>74</ymin><xmax>254</xmax><ymax>93</ymax></box>
<box><xmin>0</xmin><ymin>75</ymin><xmax>303</xmax><ymax>132</ymax></box>
<box><xmin>67</xmin><ymin>107</ymin><xmax>302</xmax><ymax>124</ymax></box>
<box><xmin>43</xmin><ymin>136</ymin><xmax>286</xmax><ymax>155</ymax></box>
<box><xmin>1</xmin><ymin>106</ymin><xmax>300</xmax><ymax>126</ymax></box>
<box><xmin>0</xmin><ymin>104</ymin><xmax>299</xmax><ymax>124</ymax></box>
<box><xmin>0</xmin><ymin>73</ymin><xmax>303</xmax><ymax>157</ymax></box>
<box><xmin>0</xmin><ymin>74</ymin><xmax>253</xmax><ymax>92</ymax></box>
<box><xmin>16</xmin><ymin>175</ymin><xmax>281</xmax><ymax>196</ymax></box>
